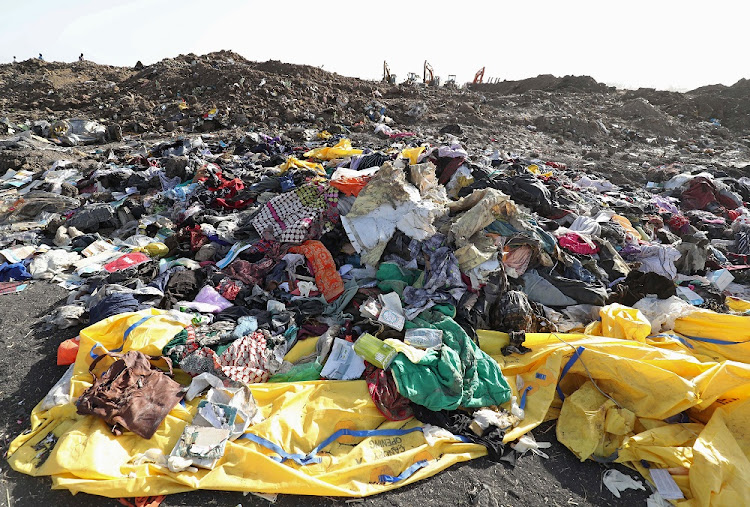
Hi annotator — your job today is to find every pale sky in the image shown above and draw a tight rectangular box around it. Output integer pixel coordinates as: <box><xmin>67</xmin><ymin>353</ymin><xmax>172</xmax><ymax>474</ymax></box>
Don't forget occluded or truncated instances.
<box><xmin>0</xmin><ymin>0</ymin><xmax>745</xmax><ymax>92</ymax></box>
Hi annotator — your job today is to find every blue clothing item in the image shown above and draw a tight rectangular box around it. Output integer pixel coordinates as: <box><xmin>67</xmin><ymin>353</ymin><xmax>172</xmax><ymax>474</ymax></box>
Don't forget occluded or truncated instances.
<box><xmin>0</xmin><ymin>262</ymin><xmax>32</xmax><ymax>282</ymax></box>
<box><xmin>148</xmin><ymin>265</ymin><xmax>185</xmax><ymax>292</ymax></box>
<box><xmin>279</xmin><ymin>174</ymin><xmax>296</xmax><ymax>191</ymax></box>
<box><xmin>89</xmin><ymin>292</ymin><xmax>148</xmax><ymax>324</ymax></box>
<box><xmin>485</xmin><ymin>219</ymin><xmax>519</xmax><ymax>236</ymax></box>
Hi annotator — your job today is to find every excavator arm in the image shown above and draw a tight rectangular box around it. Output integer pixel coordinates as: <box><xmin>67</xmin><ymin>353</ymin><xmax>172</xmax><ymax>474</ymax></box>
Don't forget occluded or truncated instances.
<box><xmin>383</xmin><ymin>61</ymin><xmax>392</xmax><ymax>83</ymax></box>
<box><xmin>423</xmin><ymin>60</ymin><xmax>434</xmax><ymax>84</ymax></box>
<box><xmin>473</xmin><ymin>67</ymin><xmax>485</xmax><ymax>84</ymax></box>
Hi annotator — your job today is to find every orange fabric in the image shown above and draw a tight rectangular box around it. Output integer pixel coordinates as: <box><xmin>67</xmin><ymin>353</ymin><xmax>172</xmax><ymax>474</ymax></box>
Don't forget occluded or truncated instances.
<box><xmin>611</xmin><ymin>214</ymin><xmax>641</xmax><ymax>239</ymax></box>
<box><xmin>289</xmin><ymin>240</ymin><xmax>345</xmax><ymax>302</ymax></box>
<box><xmin>57</xmin><ymin>337</ymin><xmax>80</xmax><ymax>366</ymax></box>
<box><xmin>330</xmin><ymin>176</ymin><xmax>371</xmax><ymax>196</ymax></box>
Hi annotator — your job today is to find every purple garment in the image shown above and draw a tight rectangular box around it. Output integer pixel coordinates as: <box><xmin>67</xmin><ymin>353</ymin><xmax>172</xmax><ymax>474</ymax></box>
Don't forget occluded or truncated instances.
<box><xmin>651</xmin><ymin>196</ymin><xmax>679</xmax><ymax>215</ymax></box>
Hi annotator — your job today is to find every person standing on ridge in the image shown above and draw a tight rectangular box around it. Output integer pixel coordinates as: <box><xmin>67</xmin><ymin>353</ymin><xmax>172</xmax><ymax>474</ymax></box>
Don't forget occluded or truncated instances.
<box><xmin>79</xmin><ymin>53</ymin><xmax>84</xmax><ymax>62</ymax></box>
<box><xmin>38</xmin><ymin>53</ymin><xmax>43</xmax><ymax>61</ymax></box>
<box><xmin>12</xmin><ymin>56</ymin><xmax>16</xmax><ymax>63</ymax></box>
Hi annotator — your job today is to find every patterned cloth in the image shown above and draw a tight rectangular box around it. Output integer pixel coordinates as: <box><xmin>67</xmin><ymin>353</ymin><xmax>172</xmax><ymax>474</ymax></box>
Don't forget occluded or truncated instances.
<box><xmin>288</xmin><ymin>240</ymin><xmax>345</xmax><ymax>302</ymax></box>
<box><xmin>737</xmin><ymin>225</ymin><xmax>750</xmax><ymax>255</ymax></box>
<box><xmin>403</xmin><ymin>234</ymin><xmax>466</xmax><ymax>307</ymax></box>
<box><xmin>251</xmin><ymin>183</ymin><xmax>339</xmax><ymax>244</ymax></box>
<box><xmin>163</xmin><ymin>325</ymin><xmax>271</xmax><ymax>384</ymax></box>
<box><xmin>216</xmin><ymin>278</ymin><xmax>243</xmax><ymax>300</ymax></box>
<box><xmin>215</xmin><ymin>331</ymin><xmax>271</xmax><ymax>384</ymax></box>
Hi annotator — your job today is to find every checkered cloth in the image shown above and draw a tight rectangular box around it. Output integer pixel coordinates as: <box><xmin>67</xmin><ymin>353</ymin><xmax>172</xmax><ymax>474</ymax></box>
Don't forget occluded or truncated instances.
<box><xmin>251</xmin><ymin>183</ymin><xmax>339</xmax><ymax>243</ymax></box>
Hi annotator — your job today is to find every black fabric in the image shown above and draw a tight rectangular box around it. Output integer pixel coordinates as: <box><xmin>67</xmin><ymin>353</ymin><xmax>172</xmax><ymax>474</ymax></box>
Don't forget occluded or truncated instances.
<box><xmin>70</xmin><ymin>234</ymin><xmax>99</xmax><ymax>250</ymax></box>
<box><xmin>541</xmin><ymin>270</ymin><xmax>607</xmax><ymax>306</ymax></box>
<box><xmin>456</xmin><ymin>270</ymin><xmax>508</xmax><ymax>338</ymax></box>
<box><xmin>607</xmin><ymin>270</ymin><xmax>677</xmax><ymax>306</ymax></box>
<box><xmin>353</xmin><ymin>152</ymin><xmax>389</xmax><ymax>170</ymax></box>
<box><xmin>105</xmin><ymin>259</ymin><xmax>159</xmax><ymax>285</ymax></box>
<box><xmin>411</xmin><ymin>404</ymin><xmax>516</xmax><ymax>465</ymax></box>
<box><xmin>161</xmin><ymin>269</ymin><xmax>206</xmax><ymax>309</ymax></box>
<box><xmin>595</xmin><ymin>240</ymin><xmax>630</xmax><ymax>281</ymax></box>
<box><xmin>493</xmin><ymin>173</ymin><xmax>554</xmax><ymax>215</ymax></box>
<box><xmin>503</xmin><ymin>331</ymin><xmax>530</xmax><ymax>356</ymax></box>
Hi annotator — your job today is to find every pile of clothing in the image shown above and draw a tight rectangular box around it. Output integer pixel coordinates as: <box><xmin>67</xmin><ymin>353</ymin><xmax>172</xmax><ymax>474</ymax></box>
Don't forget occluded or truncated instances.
<box><xmin>4</xmin><ymin>127</ymin><xmax>750</xmax><ymax>502</ymax></box>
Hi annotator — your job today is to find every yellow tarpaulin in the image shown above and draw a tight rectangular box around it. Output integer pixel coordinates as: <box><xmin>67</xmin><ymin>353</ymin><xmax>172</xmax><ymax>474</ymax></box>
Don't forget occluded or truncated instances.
<box><xmin>303</xmin><ymin>139</ymin><xmax>362</xmax><ymax>160</ymax></box>
<box><xmin>278</xmin><ymin>156</ymin><xmax>325</xmax><ymax>175</ymax></box>
<box><xmin>400</xmin><ymin>146</ymin><xmax>426</xmax><ymax>165</ymax></box>
<box><xmin>8</xmin><ymin>307</ymin><xmax>750</xmax><ymax>505</ymax></box>
<box><xmin>8</xmin><ymin>311</ymin><xmax>485</xmax><ymax>498</ymax></box>
<box><xmin>479</xmin><ymin>308</ymin><xmax>750</xmax><ymax>506</ymax></box>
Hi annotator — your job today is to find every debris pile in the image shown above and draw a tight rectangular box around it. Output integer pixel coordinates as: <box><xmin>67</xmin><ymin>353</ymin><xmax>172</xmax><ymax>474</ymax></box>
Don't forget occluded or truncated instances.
<box><xmin>2</xmin><ymin>53</ymin><xmax>750</xmax><ymax>504</ymax></box>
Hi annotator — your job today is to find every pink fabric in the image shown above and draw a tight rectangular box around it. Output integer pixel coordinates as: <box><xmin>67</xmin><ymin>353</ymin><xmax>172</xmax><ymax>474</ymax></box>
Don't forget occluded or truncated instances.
<box><xmin>558</xmin><ymin>233</ymin><xmax>599</xmax><ymax>255</ymax></box>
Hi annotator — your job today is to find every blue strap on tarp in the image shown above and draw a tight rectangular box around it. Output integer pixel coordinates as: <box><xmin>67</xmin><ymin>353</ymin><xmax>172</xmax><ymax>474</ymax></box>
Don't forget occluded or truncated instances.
<box><xmin>241</xmin><ymin>426</ymin><xmax>426</xmax><ymax>466</ymax></box>
<box><xmin>307</xmin><ymin>426</ymin><xmax>425</xmax><ymax>459</ymax></box>
<box><xmin>655</xmin><ymin>332</ymin><xmax>750</xmax><ymax>348</ymax></box>
<box><xmin>378</xmin><ymin>459</ymin><xmax>429</xmax><ymax>483</ymax></box>
<box><xmin>89</xmin><ymin>315</ymin><xmax>154</xmax><ymax>359</ymax></box>
<box><xmin>556</xmin><ymin>346</ymin><xmax>586</xmax><ymax>401</ymax></box>
<box><xmin>683</xmin><ymin>335</ymin><xmax>750</xmax><ymax>346</ymax></box>
<box><xmin>519</xmin><ymin>385</ymin><xmax>533</xmax><ymax>410</ymax></box>
<box><xmin>240</xmin><ymin>432</ymin><xmax>316</xmax><ymax>465</ymax></box>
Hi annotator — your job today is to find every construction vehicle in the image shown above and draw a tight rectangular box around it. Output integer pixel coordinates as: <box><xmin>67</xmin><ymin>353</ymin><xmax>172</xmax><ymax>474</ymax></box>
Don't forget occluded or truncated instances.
<box><xmin>473</xmin><ymin>67</ymin><xmax>485</xmax><ymax>84</ymax></box>
<box><xmin>423</xmin><ymin>60</ymin><xmax>440</xmax><ymax>87</ymax></box>
<box><xmin>406</xmin><ymin>72</ymin><xmax>420</xmax><ymax>85</ymax></box>
<box><xmin>445</xmin><ymin>74</ymin><xmax>457</xmax><ymax>88</ymax></box>
<box><xmin>382</xmin><ymin>61</ymin><xmax>396</xmax><ymax>84</ymax></box>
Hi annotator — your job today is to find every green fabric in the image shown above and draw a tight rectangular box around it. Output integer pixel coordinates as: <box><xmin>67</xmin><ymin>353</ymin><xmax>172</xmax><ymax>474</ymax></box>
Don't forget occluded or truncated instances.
<box><xmin>389</xmin><ymin>312</ymin><xmax>511</xmax><ymax>411</ymax></box>
<box><xmin>268</xmin><ymin>360</ymin><xmax>323</xmax><ymax>383</ymax></box>
<box><xmin>377</xmin><ymin>280</ymin><xmax>407</xmax><ymax>295</ymax></box>
<box><xmin>431</xmin><ymin>304</ymin><xmax>456</xmax><ymax>318</ymax></box>
<box><xmin>376</xmin><ymin>262</ymin><xmax>422</xmax><ymax>297</ymax></box>
<box><xmin>376</xmin><ymin>262</ymin><xmax>420</xmax><ymax>284</ymax></box>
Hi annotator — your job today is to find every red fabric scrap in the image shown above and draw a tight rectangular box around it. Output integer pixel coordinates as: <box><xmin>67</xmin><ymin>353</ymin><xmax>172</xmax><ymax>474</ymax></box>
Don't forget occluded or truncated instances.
<box><xmin>681</xmin><ymin>177</ymin><xmax>718</xmax><ymax>211</ymax></box>
<box><xmin>103</xmin><ymin>252</ymin><xmax>150</xmax><ymax>273</ymax></box>
<box><xmin>667</xmin><ymin>214</ymin><xmax>690</xmax><ymax>232</ymax></box>
<box><xmin>365</xmin><ymin>365</ymin><xmax>413</xmax><ymax>421</ymax></box>
<box><xmin>186</xmin><ymin>225</ymin><xmax>209</xmax><ymax>251</ymax></box>
<box><xmin>330</xmin><ymin>175</ymin><xmax>371</xmax><ymax>196</ymax></box>
<box><xmin>558</xmin><ymin>232</ymin><xmax>599</xmax><ymax>255</ymax></box>
<box><xmin>118</xmin><ymin>496</ymin><xmax>166</xmax><ymax>507</ymax></box>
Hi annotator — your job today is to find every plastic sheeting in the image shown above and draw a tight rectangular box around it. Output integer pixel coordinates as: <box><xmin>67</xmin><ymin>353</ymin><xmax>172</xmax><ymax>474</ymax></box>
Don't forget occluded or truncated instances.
<box><xmin>8</xmin><ymin>310</ymin><xmax>486</xmax><ymax>498</ymax></box>
<box><xmin>8</xmin><ymin>307</ymin><xmax>750</xmax><ymax>504</ymax></box>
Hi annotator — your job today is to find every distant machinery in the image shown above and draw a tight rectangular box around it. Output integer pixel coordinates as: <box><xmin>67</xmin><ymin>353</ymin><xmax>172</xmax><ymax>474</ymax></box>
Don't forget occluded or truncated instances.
<box><xmin>423</xmin><ymin>61</ymin><xmax>440</xmax><ymax>87</ymax></box>
<box><xmin>382</xmin><ymin>61</ymin><xmax>396</xmax><ymax>84</ymax></box>
<box><xmin>473</xmin><ymin>66</ymin><xmax>485</xmax><ymax>84</ymax></box>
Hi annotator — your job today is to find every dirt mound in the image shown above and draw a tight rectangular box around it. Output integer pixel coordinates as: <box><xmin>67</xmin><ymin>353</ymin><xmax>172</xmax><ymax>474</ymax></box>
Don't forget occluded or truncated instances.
<box><xmin>610</xmin><ymin>97</ymin><xmax>682</xmax><ymax>137</ymax></box>
<box><xmin>681</xmin><ymin>78</ymin><xmax>750</xmax><ymax>131</ymax></box>
<box><xmin>469</xmin><ymin>74</ymin><xmax>612</xmax><ymax>94</ymax></box>
<box><xmin>2</xmin><ymin>51</ymin><xmax>750</xmax><ymax>190</ymax></box>
<box><xmin>624</xmin><ymin>79</ymin><xmax>750</xmax><ymax>132</ymax></box>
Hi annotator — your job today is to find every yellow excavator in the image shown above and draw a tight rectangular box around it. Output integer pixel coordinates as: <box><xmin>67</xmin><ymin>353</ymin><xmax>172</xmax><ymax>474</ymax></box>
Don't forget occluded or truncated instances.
<box><xmin>382</xmin><ymin>61</ymin><xmax>396</xmax><ymax>84</ymax></box>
